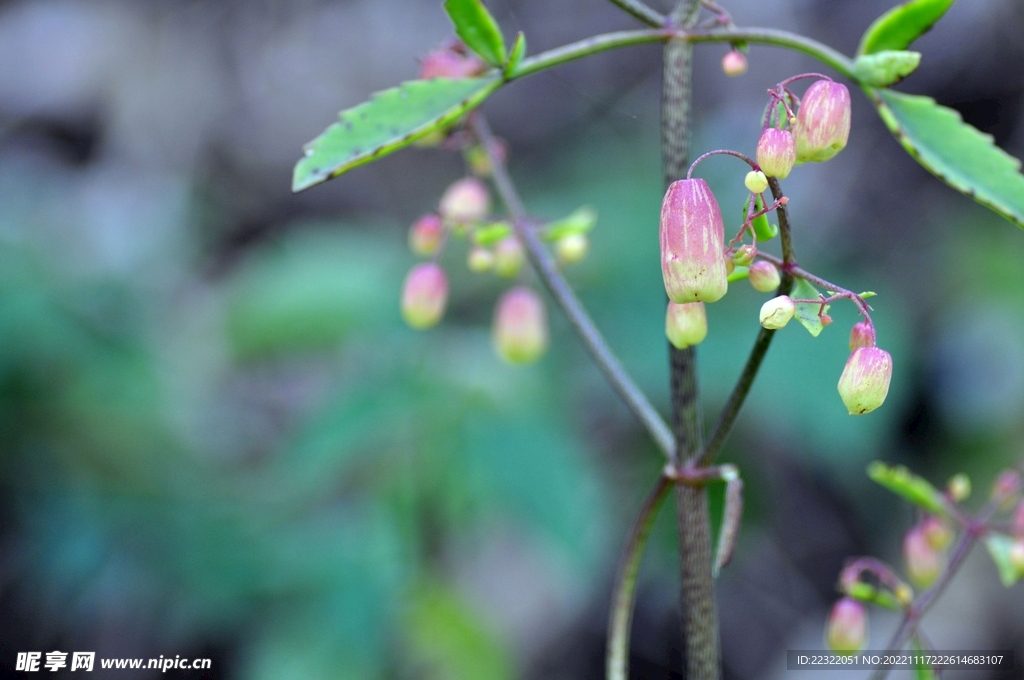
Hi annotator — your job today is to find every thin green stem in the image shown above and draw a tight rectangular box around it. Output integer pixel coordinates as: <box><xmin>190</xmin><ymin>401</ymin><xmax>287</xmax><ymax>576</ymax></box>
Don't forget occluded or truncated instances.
<box><xmin>686</xmin><ymin>28</ymin><xmax>855</xmax><ymax>79</ymax></box>
<box><xmin>470</xmin><ymin>114</ymin><xmax>676</xmax><ymax>460</ymax></box>
<box><xmin>607</xmin><ymin>473</ymin><xmax>673</xmax><ymax>680</ymax></box>
<box><xmin>606</xmin><ymin>0</ymin><xmax>665</xmax><ymax>28</ymax></box>
<box><xmin>512</xmin><ymin>29</ymin><xmax>671</xmax><ymax>80</ymax></box>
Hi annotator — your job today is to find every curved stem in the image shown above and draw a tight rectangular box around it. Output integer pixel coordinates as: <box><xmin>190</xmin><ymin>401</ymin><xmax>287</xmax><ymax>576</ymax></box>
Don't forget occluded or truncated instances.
<box><xmin>756</xmin><ymin>254</ymin><xmax>875</xmax><ymax>326</ymax></box>
<box><xmin>606</xmin><ymin>0</ymin><xmax>665</xmax><ymax>28</ymax></box>
<box><xmin>686</xmin><ymin>28</ymin><xmax>855</xmax><ymax>79</ymax></box>
<box><xmin>687</xmin><ymin>149</ymin><xmax>758</xmax><ymax>178</ymax></box>
<box><xmin>512</xmin><ymin>29</ymin><xmax>672</xmax><ymax>80</ymax></box>
<box><xmin>607</xmin><ymin>474</ymin><xmax>674</xmax><ymax>680</ymax></box>
<box><xmin>470</xmin><ymin>114</ymin><xmax>676</xmax><ymax>460</ymax></box>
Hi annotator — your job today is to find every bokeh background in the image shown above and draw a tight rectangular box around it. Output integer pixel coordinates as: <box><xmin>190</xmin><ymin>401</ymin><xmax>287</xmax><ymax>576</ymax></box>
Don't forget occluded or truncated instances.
<box><xmin>0</xmin><ymin>0</ymin><xmax>1022</xmax><ymax>678</ymax></box>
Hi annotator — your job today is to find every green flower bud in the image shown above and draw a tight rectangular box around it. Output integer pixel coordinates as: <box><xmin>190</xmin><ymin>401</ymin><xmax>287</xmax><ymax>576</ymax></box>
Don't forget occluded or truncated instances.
<box><xmin>748</xmin><ymin>261</ymin><xmax>781</xmax><ymax>292</ymax></box>
<box><xmin>556</xmin><ymin>233</ymin><xmax>589</xmax><ymax>265</ymax></box>
<box><xmin>744</xmin><ymin>170</ymin><xmax>769</xmax><ymax>194</ymax></box>
<box><xmin>759</xmin><ymin>295</ymin><xmax>795</xmax><ymax>329</ymax></box>
<box><xmin>493</xmin><ymin>236</ymin><xmax>525</xmax><ymax>278</ymax></box>
<box><xmin>467</xmin><ymin>246</ymin><xmax>494</xmax><ymax>272</ymax></box>
<box><xmin>904</xmin><ymin>525</ymin><xmax>942</xmax><ymax>588</ymax></box>
<box><xmin>665</xmin><ymin>301</ymin><xmax>708</xmax><ymax>349</ymax></box>
<box><xmin>947</xmin><ymin>473</ymin><xmax>972</xmax><ymax>503</ymax></box>
<box><xmin>733</xmin><ymin>244</ymin><xmax>757</xmax><ymax>267</ymax></box>
<box><xmin>439</xmin><ymin>177</ymin><xmax>490</xmax><ymax>224</ymax></box>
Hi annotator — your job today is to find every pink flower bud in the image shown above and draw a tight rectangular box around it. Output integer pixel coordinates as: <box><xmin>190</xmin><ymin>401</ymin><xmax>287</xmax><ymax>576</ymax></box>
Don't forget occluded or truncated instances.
<box><xmin>467</xmin><ymin>246</ymin><xmax>494</xmax><ymax>272</ymax></box>
<box><xmin>756</xmin><ymin>128</ymin><xmax>796</xmax><ymax>179</ymax></box>
<box><xmin>420</xmin><ymin>43</ymin><xmax>487</xmax><ymax>79</ymax></box>
<box><xmin>439</xmin><ymin>177</ymin><xmax>490</xmax><ymax>224</ymax></box>
<box><xmin>848</xmin><ymin>320</ymin><xmax>876</xmax><ymax>352</ymax></box>
<box><xmin>401</xmin><ymin>263</ymin><xmax>448</xmax><ymax>330</ymax></box>
<box><xmin>493</xmin><ymin>236</ymin><xmax>524</xmax><ymax>278</ymax></box>
<box><xmin>992</xmin><ymin>469</ymin><xmax>1022</xmax><ymax>501</ymax></box>
<box><xmin>793</xmin><ymin>80</ymin><xmax>852</xmax><ymax>164</ymax></box>
<box><xmin>748</xmin><ymin>261</ymin><xmax>781</xmax><ymax>292</ymax></box>
<box><xmin>826</xmin><ymin>598</ymin><xmax>867</xmax><ymax>653</ymax></box>
<box><xmin>660</xmin><ymin>179</ymin><xmax>729</xmax><ymax>303</ymax></box>
<box><xmin>837</xmin><ymin>346</ymin><xmax>892</xmax><ymax>415</ymax></box>
<box><xmin>733</xmin><ymin>244</ymin><xmax>757</xmax><ymax>266</ymax></box>
<box><xmin>920</xmin><ymin>516</ymin><xmax>953</xmax><ymax>551</ymax></box>
<box><xmin>904</xmin><ymin>525</ymin><xmax>943</xmax><ymax>587</ymax></box>
<box><xmin>721</xmin><ymin>50</ymin><xmax>747</xmax><ymax>77</ymax></box>
<box><xmin>666</xmin><ymin>301</ymin><xmax>708</xmax><ymax>349</ymax></box>
<box><xmin>744</xmin><ymin>170</ymin><xmax>769</xmax><ymax>194</ymax></box>
<box><xmin>493</xmin><ymin>287</ymin><xmax>548</xmax><ymax>364</ymax></box>
<box><xmin>556</xmin><ymin>233</ymin><xmax>589</xmax><ymax>265</ymax></box>
<box><xmin>409</xmin><ymin>214</ymin><xmax>444</xmax><ymax>256</ymax></box>
<box><xmin>759</xmin><ymin>295</ymin><xmax>795</xmax><ymax>329</ymax></box>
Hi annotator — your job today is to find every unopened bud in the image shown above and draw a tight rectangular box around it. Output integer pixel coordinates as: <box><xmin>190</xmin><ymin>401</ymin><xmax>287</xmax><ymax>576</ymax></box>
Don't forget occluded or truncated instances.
<box><xmin>848</xmin><ymin>320</ymin><xmax>876</xmax><ymax>351</ymax></box>
<box><xmin>493</xmin><ymin>236</ymin><xmax>525</xmax><ymax>278</ymax></box>
<box><xmin>820</xmin><ymin>313</ymin><xmax>833</xmax><ymax>326</ymax></box>
<box><xmin>733</xmin><ymin>244</ymin><xmax>757</xmax><ymax>267</ymax></box>
<box><xmin>1010</xmin><ymin>540</ymin><xmax>1024</xmax><ymax>576</ymax></box>
<box><xmin>493</xmin><ymin>287</ymin><xmax>548</xmax><ymax>364</ymax></box>
<box><xmin>744</xmin><ymin>170</ymin><xmax>769</xmax><ymax>194</ymax></box>
<box><xmin>1014</xmin><ymin>501</ymin><xmax>1024</xmax><ymax>537</ymax></box>
<box><xmin>556</xmin><ymin>233</ymin><xmax>589</xmax><ymax>265</ymax></box>
<box><xmin>465</xmin><ymin>138</ymin><xmax>507</xmax><ymax>177</ymax></box>
<box><xmin>793</xmin><ymin>80</ymin><xmax>852</xmax><ymax>164</ymax></box>
<box><xmin>660</xmin><ymin>179</ymin><xmax>729</xmax><ymax>303</ymax></box>
<box><xmin>666</xmin><ymin>301</ymin><xmax>708</xmax><ymax>349</ymax></box>
<box><xmin>837</xmin><ymin>346</ymin><xmax>893</xmax><ymax>415</ymax></box>
<box><xmin>401</xmin><ymin>263</ymin><xmax>448</xmax><ymax>330</ymax></box>
<box><xmin>894</xmin><ymin>584</ymin><xmax>914</xmax><ymax>606</ymax></box>
<box><xmin>756</xmin><ymin>128</ymin><xmax>796</xmax><ymax>179</ymax></box>
<box><xmin>748</xmin><ymin>261</ymin><xmax>781</xmax><ymax>293</ymax></box>
<box><xmin>904</xmin><ymin>525</ymin><xmax>943</xmax><ymax>588</ymax></box>
<box><xmin>420</xmin><ymin>45</ymin><xmax>487</xmax><ymax>79</ymax></box>
<box><xmin>826</xmin><ymin>598</ymin><xmax>868</xmax><ymax>653</ymax></box>
<box><xmin>467</xmin><ymin>246</ymin><xmax>494</xmax><ymax>272</ymax></box>
<box><xmin>439</xmin><ymin>177</ymin><xmax>491</xmax><ymax>224</ymax></box>
<box><xmin>921</xmin><ymin>516</ymin><xmax>953</xmax><ymax>552</ymax></box>
<box><xmin>760</xmin><ymin>295</ymin><xmax>795</xmax><ymax>329</ymax></box>
<box><xmin>947</xmin><ymin>473</ymin><xmax>972</xmax><ymax>502</ymax></box>
<box><xmin>409</xmin><ymin>214</ymin><xmax>444</xmax><ymax>256</ymax></box>
<box><xmin>992</xmin><ymin>469</ymin><xmax>1022</xmax><ymax>508</ymax></box>
<box><xmin>722</xmin><ymin>49</ymin><xmax>747</xmax><ymax>76</ymax></box>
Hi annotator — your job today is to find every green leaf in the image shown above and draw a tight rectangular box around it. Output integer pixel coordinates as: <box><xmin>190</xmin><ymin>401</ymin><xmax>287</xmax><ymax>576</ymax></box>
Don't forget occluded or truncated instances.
<box><xmin>844</xmin><ymin>581</ymin><xmax>905</xmax><ymax>611</ymax></box>
<box><xmin>867</xmin><ymin>462</ymin><xmax>948</xmax><ymax>516</ymax></box>
<box><xmin>505</xmin><ymin>32</ymin><xmax>526</xmax><ymax>78</ymax></box>
<box><xmin>873</xmin><ymin>89</ymin><xmax>1024</xmax><ymax>229</ymax></box>
<box><xmin>853</xmin><ymin>50</ymin><xmax>921</xmax><ymax>87</ymax></box>
<box><xmin>983</xmin><ymin>533</ymin><xmax>1022</xmax><ymax>587</ymax></box>
<box><xmin>444</xmin><ymin>0</ymin><xmax>507</xmax><ymax>67</ymax></box>
<box><xmin>293</xmin><ymin>76</ymin><xmax>501</xmax><ymax>192</ymax></box>
<box><xmin>857</xmin><ymin>0</ymin><xmax>955</xmax><ymax>55</ymax></box>
<box><xmin>791</xmin><ymin>278</ymin><xmax>828</xmax><ymax>337</ymax></box>
<box><xmin>750</xmin><ymin>194</ymin><xmax>778</xmax><ymax>242</ymax></box>
<box><xmin>473</xmin><ymin>221</ymin><xmax>513</xmax><ymax>246</ymax></box>
<box><xmin>543</xmin><ymin>206</ymin><xmax>598</xmax><ymax>241</ymax></box>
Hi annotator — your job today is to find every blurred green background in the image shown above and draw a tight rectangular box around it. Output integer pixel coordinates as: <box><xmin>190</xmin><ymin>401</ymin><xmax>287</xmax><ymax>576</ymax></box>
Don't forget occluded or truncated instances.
<box><xmin>0</xmin><ymin>0</ymin><xmax>1022</xmax><ymax>678</ymax></box>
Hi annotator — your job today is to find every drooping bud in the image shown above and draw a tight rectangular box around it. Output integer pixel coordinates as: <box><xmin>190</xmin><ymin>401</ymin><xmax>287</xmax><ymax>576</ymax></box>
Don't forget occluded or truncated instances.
<box><xmin>837</xmin><ymin>346</ymin><xmax>893</xmax><ymax>415</ymax></box>
<box><xmin>660</xmin><ymin>179</ymin><xmax>729</xmax><ymax>303</ymax></box>
<box><xmin>947</xmin><ymin>473</ymin><xmax>972</xmax><ymax>503</ymax></box>
<box><xmin>744</xmin><ymin>170</ymin><xmax>769</xmax><ymax>194</ymax></box>
<box><xmin>439</xmin><ymin>177</ymin><xmax>490</xmax><ymax>224</ymax></box>
<box><xmin>748</xmin><ymin>261</ymin><xmax>781</xmax><ymax>292</ymax></box>
<box><xmin>493</xmin><ymin>287</ymin><xmax>548</xmax><ymax>364</ymax></box>
<box><xmin>420</xmin><ymin>43</ymin><xmax>487</xmax><ymax>79</ymax></box>
<box><xmin>756</xmin><ymin>128</ymin><xmax>796</xmax><ymax>179</ymax></box>
<box><xmin>920</xmin><ymin>516</ymin><xmax>953</xmax><ymax>552</ymax></box>
<box><xmin>733</xmin><ymin>244</ymin><xmax>757</xmax><ymax>267</ymax></box>
<box><xmin>556</xmin><ymin>233</ymin><xmax>589</xmax><ymax>265</ymax></box>
<box><xmin>904</xmin><ymin>525</ymin><xmax>943</xmax><ymax>588</ymax></box>
<box><xmin>666</xmin><ymin>301</ymin><xmax>708</xmax><ymax>349</ymax></box>
<box><xmin>401</xmin><ymin>263</ymin><xmax>448</xmax><ymax>330</ymax></box>
<box><xmin>760</xmin><ymin>295</ymin><xmax>795</xmax><ymax>329</ymax></box>
<box><xmin>467</xmin><ymin>246</ymin><xmax>494</xmax><ymax>273</ymax></box>
<box><xmin>992</xmin><ymin>469</ymin><xmax>1022</xmax><ymax>508</ymax></box>
<box><xmin>493</xmin><ymin>236</ymin><xmax>525</xmax><ymax>278</ymax></box>
<box><xmin>409</xmin><ymin>214</ymin><xmax>444</xmax><ymax>256</ymax></box>
<box><xmin>793</xmin><ymin>80</ymin><xmax>852</xmax><ymax>164</ymax></box>
<box><xmin>826</xmin><ymin>598</ymin><xmax>868</xmax><ymax>653</ymax></box>
<box><xmin>848</xmin><ymin>320</ymin><xmax>876</xmax><ymax>352</ymax></box>
<box><xmin>721</xmin><ymin>50</ymin><xmax>747</xmax><ymax>77</ymax></box>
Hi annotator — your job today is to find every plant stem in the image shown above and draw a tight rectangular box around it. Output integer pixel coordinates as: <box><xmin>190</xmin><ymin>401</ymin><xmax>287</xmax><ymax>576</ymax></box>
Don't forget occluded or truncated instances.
<box><xmin>664</xmin><ymin>1</ymin><xmax>720</xmax><ymax>678</ymax></box>
<box><xmin>607</xmin><ymin>473</ymin><xmax>674</xmax><ymax>680</ymax></box>
<box><xmin>606</xmin><ymin>0</ymin><xmax>665</xmax><ymax>28</ymax></box>
<box><xmin>470</xmin><ymin>114</ymin><xmax>676</xmax><ymax>460</ymax></box>
<box><xmin>698</xmin><ymin>178</ymin><xmax>795</xmax><ymax>467</ymax></box>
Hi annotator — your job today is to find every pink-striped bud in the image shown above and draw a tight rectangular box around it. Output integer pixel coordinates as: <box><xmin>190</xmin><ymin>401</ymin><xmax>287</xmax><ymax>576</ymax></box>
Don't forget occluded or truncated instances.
<box><xmin>722</xmin><ymin>50</ymin><xmax>747</xmax><ymax>77</ymax></box>
<box><xmin>848</xmin><ymin>321</ymin><xmax>876</xmax><ymax>351</ymax></box>
<box><xmin>748</xmin><ymin>261</ymin><xmax>781</xmax><ymax>292</ymax></box>
<box><xmin>794</xmin><ymin>80</ymin><xmax>852</xmax><ymax>164</ymax></box>
<box><xmin>666</xmin><ymin>301</ymin><xmax>708</xmax><ymax>349</ymax></box>
<box><xmin>401</xmin><ymin>263</ymin><xmax>448</xmax><ymax>330</ymax></box>
<box><xmin>493</xmin><ymin>287</ymin><xmax>548</xmax><ymax>364</ymax></box>
<box><xmin>493</xmin><ymin>236</ymin><xmax>524</xmax><ymax>278</ymax></box>
<box><xmin>837</xmin><ymin>346</ymin><xmax>892</xmax><ymax>415</ymax></box>
<box><xmin>439</xmin><ymin>177</ymin><xmax>490</xmax><ymax>224</ymax></box>
<box><xmin>660</xmin><ymin>179</ymin><xmax>729</xmax><ymax>303</ymax></box>
<box><xmin>420</xmin><ymin>44</ymin><xmax>487</xmax><ymax>79</ymax></box>
<box><xmin>409</xmin><ymin>214</ymin><xmax>444</xmax><ymax>256</ymax></box>
<box><xmin>921</xmin><ymin>516</ymin><xmax>953</xmax><ymax>551</ymax></box>
<box><xmin>826</xmin><ymin>598</ymin><xmax>868</xmax><ymax>653</ymax></box>
<box><xmin>759</xmin><ymin>295</ymin><xmax>795</xmax><ymax>329</ymax></box>
<box><xmin>904</xmin><ymin>525</ymin><xmax>943</xmax><ymax>587</ymax></box>
<box><xmin>756</xmin><ymin>128</ymin><xmax>796</xmax><ymax>179</ymax></box>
